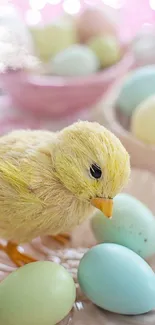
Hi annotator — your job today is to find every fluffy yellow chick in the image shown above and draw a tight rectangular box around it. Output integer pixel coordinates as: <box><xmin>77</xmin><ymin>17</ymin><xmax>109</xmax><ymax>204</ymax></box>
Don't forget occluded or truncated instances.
<box><xmin>0</xmin><ymin>121</ymin><xmax>130</xmax><ymax>266</ymax></box>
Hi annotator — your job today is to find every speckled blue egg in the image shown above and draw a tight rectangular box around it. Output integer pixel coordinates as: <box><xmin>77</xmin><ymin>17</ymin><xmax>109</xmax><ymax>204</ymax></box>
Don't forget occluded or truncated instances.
<box><xmin>78</xmin><ymin>243</ymin><xmax>155</xmax><ymax>315</ymax></box>
<box><xmin>117</xmin><ymin>66</ymin><xmax>155</xmax><ymax>116</ymax></box>
<box><xmin>91</xmin><ymin>193</ymin><xmax>155</xmax><ymax>259</ymax></box>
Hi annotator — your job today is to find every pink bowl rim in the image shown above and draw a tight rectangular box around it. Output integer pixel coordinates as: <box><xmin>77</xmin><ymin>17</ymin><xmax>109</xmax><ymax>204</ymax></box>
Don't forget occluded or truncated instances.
<box><xmin>102</xmin><ymin>82</ymin><xmax>155</xmax><ymax>161</ymax></box>
<box><xmin>3</xmin><ymin>51</ymin><xmax>134</xmax><ymax>88</ymax></box>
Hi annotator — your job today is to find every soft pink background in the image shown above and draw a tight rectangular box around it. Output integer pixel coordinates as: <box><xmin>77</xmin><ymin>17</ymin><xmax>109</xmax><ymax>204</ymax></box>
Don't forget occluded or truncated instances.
<box><xmin>0</xmin><ymin>0</ymin><xmax>155</xmax><ymax>132</ymax></box>
<box><xmin>11</xmin><ymin>0</ymin><xmax>155</xmax><ymax>42</ymax></box>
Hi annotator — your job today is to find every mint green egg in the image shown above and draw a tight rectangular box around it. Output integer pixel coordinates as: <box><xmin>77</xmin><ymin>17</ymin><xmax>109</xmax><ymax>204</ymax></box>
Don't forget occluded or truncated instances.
<box><xmin>78</xmin><ymin>243</ymin><xmax>155</xmax><ymax>315</ymax></box>
<box><xmin>0</xmin><ymin>261</ymin><xmax>76</xmax><ymax>325</ymax></box>
<box><xmin>91</xmin><ymin>193</ymin><xmax>155</xmax><ymax>258</ymax></box>
<box><xmin>51</xmin><ymin>44</ymin><xmax>99</xmax><ymax>76</ymax></box>
<box><xmin>117</xmin><ymin>66</ymin><xmax>155</xmax><ymax>116</ymax></box>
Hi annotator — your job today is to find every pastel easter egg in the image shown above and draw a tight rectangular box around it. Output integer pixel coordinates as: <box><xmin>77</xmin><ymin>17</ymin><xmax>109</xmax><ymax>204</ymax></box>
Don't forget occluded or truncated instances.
<box><xmin>78</xmin><ymin>243</ymin><xmax>155</xmax><ymax>315</ymax></box>
<box><xmin>76</xmin><ymin>8</ymin><xmax>117</xmax><ymax>43</ymax></box>
<box><xmin>91</xmin><ymin>193</ymin><xmax>155</xmax><ymax>259</ymax></box>
<box><xmin>131</xmin><ymin>95</ymin><xmax>155</xmax><ymax>144</ymax></box>
<box><xmin>51</xmin><ymin>44</ymin><xmax>100</xmax><ymax>76</ymax></box>
<box><xmin>29</xmin><ymin>19</ymin><xmax>77</xmax><ymax>62</ymax></box>
<box><xmin>88</xmin><ymin>35</ymin><xmax>121</xmax><ymax>68</ymax></box>
<box><xmin>116</xmin><ymin>66</ymin><xmax>155</xmax><ymax>116</ymax></box>
<box><xmin>0</xmin><ymin>261</ymin><xmax>76</xmax><ymax>325</ymax></box>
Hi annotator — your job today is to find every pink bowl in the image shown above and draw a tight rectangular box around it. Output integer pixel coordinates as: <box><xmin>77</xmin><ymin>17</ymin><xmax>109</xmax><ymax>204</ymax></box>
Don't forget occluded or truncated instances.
<box><xmin>1</xmin><ymin>53</ymin><xmax>133</xmax><ymax>118</ymax></box>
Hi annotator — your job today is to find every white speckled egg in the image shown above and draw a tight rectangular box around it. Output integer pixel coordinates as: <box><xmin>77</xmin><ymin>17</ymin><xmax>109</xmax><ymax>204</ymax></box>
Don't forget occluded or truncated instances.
<box><xmin>116</xmin><ymin>66</ymin><xmax>155</xmax><ymax>116</ymax></box>
<box><xmin>50</xmin><ymin>44</ymin><xmax>100</xmax><ymax>76</ymax></box>
<box><xmin>0</xmin><ymin>261</ymin><xmax>76</xmax><ymax>325</ymax></box>
<box><xmin>131</xmin><ymin>95</ymin><xmax>155</xmax><ymax>144</ymax></box>
<box><xmin>91</xmin><ymin>193</ymin><xmax>155</xmax><ymax>258</ymax></box>
<box><xmin>78</xmin><ymin>243</ymin><xmax>155</xmax><ymax>315</ymax></box>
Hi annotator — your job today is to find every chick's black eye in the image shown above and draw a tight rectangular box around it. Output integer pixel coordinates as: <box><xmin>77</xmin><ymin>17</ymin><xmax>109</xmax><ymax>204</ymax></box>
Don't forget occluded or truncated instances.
<box><xmin>90</xmin><ymin>164</ymin><xmax>102</xmax><ymax>179</ymax></box>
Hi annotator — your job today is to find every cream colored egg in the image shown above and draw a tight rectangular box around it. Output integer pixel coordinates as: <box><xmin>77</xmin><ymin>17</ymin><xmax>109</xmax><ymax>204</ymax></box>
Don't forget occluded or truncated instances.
<box><xmin>29</xmin><ymin>19</ymin><xmax>77</xmax><ymax>62</ymax></box>
<box><xmin>131</xmin><ymin>95</ymin><xmax>155</xmax><ymax>144</ymax></box>
<box><xmin>76</xmin><ymin>8</ymin><xmax>117</xmax><ymax>43</ymax></box>
<box><xmin>88</xmin><ymin>35</ymin><xmax>121</xmax><ymax>68</ymax></box>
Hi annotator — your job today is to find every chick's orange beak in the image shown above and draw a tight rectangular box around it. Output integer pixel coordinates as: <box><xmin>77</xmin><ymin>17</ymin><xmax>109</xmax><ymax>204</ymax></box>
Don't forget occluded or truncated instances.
<box><xmin>91</xmin><ymin>198</ymin><xmax>113</xmax><ymax>218</ymax></box>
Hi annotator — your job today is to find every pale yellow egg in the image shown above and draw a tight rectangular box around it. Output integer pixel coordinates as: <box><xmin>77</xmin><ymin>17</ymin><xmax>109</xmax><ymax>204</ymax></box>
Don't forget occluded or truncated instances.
<box><xmin>88</xmin><ymin>35</ymin><xmax>121</xmax><ymax>68</ymax></box>
<box><xmin>29</xmin><ymin>19</ymin><xmax>77</xmax><ymax>62</ymax></box>
<box><xmin>131</xmin><ymin>95</ymin><xmax>155</xmax><ymax>144</ymax></box>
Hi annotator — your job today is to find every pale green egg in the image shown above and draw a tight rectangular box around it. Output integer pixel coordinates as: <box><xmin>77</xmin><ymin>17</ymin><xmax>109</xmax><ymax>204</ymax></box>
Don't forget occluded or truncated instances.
<box><xmin>78</xmin><ymin>243</ymin><xmax>155</xmax><ymax>315</ymax></box>
<box><xmin>131</xmin><ymin>95</ymin><xmax>155</xmax><ymax>144</ymax></box>
<box><xmin>116</xmin><ymin>66</ymin><xmax>155</xmax><ymax>116</ymax></box>
<box><xmin>0</xmin><ymin>261</ymin><xmax>76</xmax><ymax>325</ymax></box>
<box><xmin>51</xmin><ymin>44</ymin><xmax>100</xmax><ymax>76</ymax></box>
<box><xmin>88</xmin><ymin>35</ymin><xmax>121</xmax><ymax>68</ymax></box>
<box><xmin>91</xmin><ymin>193</ymin><xmax>155</xmax><ymax>258</ymax></box>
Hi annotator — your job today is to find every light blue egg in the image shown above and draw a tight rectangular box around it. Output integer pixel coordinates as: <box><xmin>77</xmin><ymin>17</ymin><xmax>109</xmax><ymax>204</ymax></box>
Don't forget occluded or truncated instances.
<box><xmin>117</xmin><ymin>66</ymin><xmax>155</xmax><ymax>116</ymax></box>
<box><xmin>91</xmin><ymin>193</ymin><xmax>155</xmax><ymax>259</ymax></box>
<box><xmin>51</xmin><ymin>44</ymin><xmax>100</xmax><ymax>76</ymax></box>
<box><xmin>78</xmin><ymin>243</ymin><xmax>155</xmax><ymax>315</ymax></box>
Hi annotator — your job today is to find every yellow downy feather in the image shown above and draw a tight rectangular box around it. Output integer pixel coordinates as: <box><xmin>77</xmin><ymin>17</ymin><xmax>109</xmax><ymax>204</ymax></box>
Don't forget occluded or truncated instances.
<box><xmin>0</xmin><ymin>122</ymin><xmax>130</xmax><ymax>243</ymax></box>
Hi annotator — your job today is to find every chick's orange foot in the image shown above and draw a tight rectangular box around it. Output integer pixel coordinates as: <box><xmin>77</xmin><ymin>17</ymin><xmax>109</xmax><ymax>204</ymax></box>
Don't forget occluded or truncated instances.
<box><xmin>51</xmin><ymin>233</ymin><xmax>71</xmax><ymax>245</ymax></box>
<box><xmin>0</xmin><ymin>242</ymin><xmax>37</xmax><ymax>267</ymax></box>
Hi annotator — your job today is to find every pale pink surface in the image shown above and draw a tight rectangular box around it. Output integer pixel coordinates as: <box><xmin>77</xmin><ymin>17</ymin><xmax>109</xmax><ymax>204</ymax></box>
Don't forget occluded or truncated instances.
<box><xmin>11</xmin><ymin>0</ymin><xmax>155</xmax><ymax>42</ymax></box>
<box><xmin>0</xmin><ymin>95</ymin><xmax>96</xmax><ymax>133</ymax></box>
<box><xmin>1</xmin><ymin>52</ymin><xmax>133</xmax><ymax>118</ymax></box>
